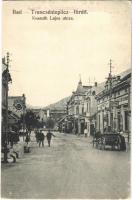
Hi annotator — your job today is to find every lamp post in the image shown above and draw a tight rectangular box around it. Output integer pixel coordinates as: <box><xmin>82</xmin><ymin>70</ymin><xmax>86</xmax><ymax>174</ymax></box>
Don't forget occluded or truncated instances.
<box><xmin>22</xmin><ymin>94</ymin><xmax>26</xmax><ymax>140</ymax></box>
<box><xmin>3</xmin><ymin>52</ymin><xmax>11</xmax><ymax>163</ymax></box>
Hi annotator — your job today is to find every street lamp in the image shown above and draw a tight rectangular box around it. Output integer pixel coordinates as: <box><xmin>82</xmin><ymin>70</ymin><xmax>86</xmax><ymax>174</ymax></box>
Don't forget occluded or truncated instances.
<box><xmin>3</xmin><ymin>52</ymin><xmax>12</xmax><ymax>163</ymax></box>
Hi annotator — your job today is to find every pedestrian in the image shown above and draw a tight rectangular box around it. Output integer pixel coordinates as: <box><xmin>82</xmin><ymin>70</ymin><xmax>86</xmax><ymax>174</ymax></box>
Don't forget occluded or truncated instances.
<box><xmin>35</xmin><ymin>130</ymin><xmax>39</xmax><ymax>143</ymax></box>
<box><xmin>46</xmin><ymin>130</ymin><xmax>55</xmax><ymax>147</ymax></box>
<box><xmin>38</xmin><ymin>130</ymin><xmax>45</xmax><ymax>147</ymax></box>
<box><xmin>25</xmin><ymin>134</ymin><xmax>30</xmax><ymax>145</ymax></box>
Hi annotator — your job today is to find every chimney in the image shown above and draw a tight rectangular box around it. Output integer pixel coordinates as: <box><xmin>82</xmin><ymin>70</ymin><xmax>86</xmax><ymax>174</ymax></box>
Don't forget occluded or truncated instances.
<box><xmin>95</xmin><ymin>82</ymin><xmax>97</xmax><ymax>87</ymax></box>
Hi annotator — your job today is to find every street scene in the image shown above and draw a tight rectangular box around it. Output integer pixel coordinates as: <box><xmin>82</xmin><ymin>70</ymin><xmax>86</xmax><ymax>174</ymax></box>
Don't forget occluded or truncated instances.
<box><xmin>2</xmin><ymin>1</ymin><xmax>131</xmax><ymax>199</ymax></box>
<box><xmin>2</xmin><ymin>131</ymin><xmax>130</xmax><ymax>199</ymax></box>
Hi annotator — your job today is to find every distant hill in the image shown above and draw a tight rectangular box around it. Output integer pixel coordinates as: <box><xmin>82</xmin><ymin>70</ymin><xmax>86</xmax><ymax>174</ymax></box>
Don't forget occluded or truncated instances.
<box><xmin>44</xmin><ymin>96</ymin><xmax>71</xmax><ymax>110</ymax></box>
<box><xmin>26</xmin><ymin>96</ymin><xmax>71</xmax><ymax>110</ymax></box>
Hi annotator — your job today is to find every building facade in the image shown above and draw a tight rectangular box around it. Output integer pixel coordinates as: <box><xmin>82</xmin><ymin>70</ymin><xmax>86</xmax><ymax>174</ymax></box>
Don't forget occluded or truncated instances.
<box><xmin>96</xmin><ymin>70</ymin><xmax>131</xmax><ymax>142</ymax></box>
<box><xmin>66</xmin><ymin>79</ymin><xmax>91</xmax><ymax>134</ymax></box>
<box><xmin>84</xmin><ymin>82</ymin><xmax>104</xmax><ymax>136</ymax></box>
<box><xmin>8</xmin><ymin>95</ymin><xmax>26</xmax><ymax>129</ymax></box>
<box><xmin>32</xmin><ymin>108</ymin><xmax>67</xmax><ymax>129</ymax></box>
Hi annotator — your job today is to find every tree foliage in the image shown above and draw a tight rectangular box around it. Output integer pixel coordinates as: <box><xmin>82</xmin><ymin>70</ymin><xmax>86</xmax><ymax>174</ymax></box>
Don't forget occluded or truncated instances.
<box><xmin>18</xmin><ymin>110</ymin><xmax>41</xmax><ymax>131</ymax></box>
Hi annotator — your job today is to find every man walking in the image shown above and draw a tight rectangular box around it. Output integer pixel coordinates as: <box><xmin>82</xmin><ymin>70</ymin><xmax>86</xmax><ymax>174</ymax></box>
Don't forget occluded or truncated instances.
<box><xmin>46</xmin><ymin>130</ymin><xmax>55</xmax><ymax>147</ymax></box>
<box><xmin>38</xmin><ymin>130</ymin><xmax>45</xmax><ymax>147</ymax></box>
<box><xmin>25</xmin><ymin>134</ymin><xmax>30</xmax><ymax>144</ymax></box>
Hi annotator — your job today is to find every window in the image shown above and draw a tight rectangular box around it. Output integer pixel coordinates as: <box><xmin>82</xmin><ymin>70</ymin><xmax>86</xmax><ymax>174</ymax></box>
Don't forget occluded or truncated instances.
<box><xmin>87</xmin><ymin>103</ymin><xmax>89</xmax><ymax>112</ymax></box>
<box><xmin>82</xmin><ymin>107</ymin><xmax>84</xmax><ymax>114</ymax></box>
<box><xmin>118</xmin><ymin>91</ymin><xmax>120</xmax><ymax>95</ymax></box>
<box><xmin>125</xmin><ymin>88</ymin><xmax>128</xmax><ymax>93</ymax></box>
<box><xmin>87</xmin><ymin>100</ymin><xmax>91</xmax><ymax>112</ymax></box>
<box><xmin>76</xmin><ymin>106</ymin><xmax>79</xmax><ymax>115</ymax></box>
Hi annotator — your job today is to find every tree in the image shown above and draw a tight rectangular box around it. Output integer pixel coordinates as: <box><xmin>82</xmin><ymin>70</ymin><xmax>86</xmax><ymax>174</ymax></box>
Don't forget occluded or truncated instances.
<box><xmin>18</xmin><ymin>110</ymin><xmax>40</xmax><ymax>131</ymax></box>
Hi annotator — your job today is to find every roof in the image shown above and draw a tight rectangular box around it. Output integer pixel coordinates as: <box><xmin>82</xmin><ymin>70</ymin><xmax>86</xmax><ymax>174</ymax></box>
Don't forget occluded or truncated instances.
<box><xmin>91</xmin><ymin>82</ymin><xmax>105</xmax><ymax>95</ymax></box>
<box><xmin>118</xmin><ymin>68</ymin><xmax>131</xmax><ymax>79</ymax></box>
<box><xmin>76</xmin><ymin>82</ymin><xmax>85</xmax><ymax>94</ymax></box>
<box><xmin>96</xmin><ymin>69</ymin><xmax>131</xmax><ymax>100</ymax></box>
<box><xmin>8</xmin><ymin>96</ymin><xmax>24</xmax><ymax>99</ymax></box>
<box><xmin>75</xmin><ymin>80</ymin><xmax>91</xmax><ymax>95</ymax></box>
<box><xmin>8</xmin><ymin>110</ymin><xmax>20</xmax><ymax>120</ymax></box>
<box><xmin>57</xmin><ymin>115</ymin><xmax>68</xmax><ymax>123</ymax></box>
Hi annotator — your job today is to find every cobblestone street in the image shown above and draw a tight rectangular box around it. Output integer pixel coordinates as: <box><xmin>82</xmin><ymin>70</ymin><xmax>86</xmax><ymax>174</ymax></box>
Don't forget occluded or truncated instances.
<box><xmin>1</xmin><ymin>132</ymin><xmax>130</xmax><ymax>199</ymax></box>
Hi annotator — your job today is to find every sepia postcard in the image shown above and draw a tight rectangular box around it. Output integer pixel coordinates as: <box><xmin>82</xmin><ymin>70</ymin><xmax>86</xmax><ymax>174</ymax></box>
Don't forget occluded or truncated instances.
<box><xmin>1</xmin><ymin>0</ymin><xmax>131</xmax><ymax>199</ymax></box>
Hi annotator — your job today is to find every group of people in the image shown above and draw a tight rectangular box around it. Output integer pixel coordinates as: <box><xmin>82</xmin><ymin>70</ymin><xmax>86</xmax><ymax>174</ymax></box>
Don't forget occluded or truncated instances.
<box><xmin>35</xmin><ymin>130</ymin><xmax>55</xmax><ymax>147</ymax></box>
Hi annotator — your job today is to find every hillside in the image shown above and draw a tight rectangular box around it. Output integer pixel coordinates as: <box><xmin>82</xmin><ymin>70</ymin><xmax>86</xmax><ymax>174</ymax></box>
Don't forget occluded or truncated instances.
<box><xmin>44</xmin><ymin>96</ymin><xmax>71</xmax><ymax>110</ymax></box>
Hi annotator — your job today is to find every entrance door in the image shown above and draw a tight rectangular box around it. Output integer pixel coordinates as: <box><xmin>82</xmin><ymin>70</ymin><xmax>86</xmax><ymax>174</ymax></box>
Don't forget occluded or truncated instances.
<box><xmin>81</xmin><ymin>123</ymin><xmax>85</xmax><ymax>134</ymax></box>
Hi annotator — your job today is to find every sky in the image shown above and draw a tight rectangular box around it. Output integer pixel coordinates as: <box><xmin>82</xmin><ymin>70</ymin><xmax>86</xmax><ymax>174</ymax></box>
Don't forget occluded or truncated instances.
<box><xmin>2</xmin><ymin>1</ymin><xmax>131</xmax><ymax>107</ymax></box>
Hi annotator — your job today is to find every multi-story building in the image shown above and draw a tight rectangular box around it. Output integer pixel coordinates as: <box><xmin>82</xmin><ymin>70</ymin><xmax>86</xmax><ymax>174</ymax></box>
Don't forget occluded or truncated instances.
<box><xmin>96</xmin><ymin>69</ymin><xmax>131</xmax><ymax>142</ymax></box>
<box><xmin>66</xmin><ymin>79</ymin><xmax>91</xmax><ymax>134</ymax></box>
<box><xmin>8</xmin><ymin>95</ymin><xmax>26</xmax><ymax>129</ymax></box>
<box><xmin>8</xmin><ymin>95</ymin><xmax>26</xmax><ymax>117</ymax></box>
<box><xmin>84</xmin><ymin>82</ymin><xmax>104</xmax><ymax>136</ymax></box>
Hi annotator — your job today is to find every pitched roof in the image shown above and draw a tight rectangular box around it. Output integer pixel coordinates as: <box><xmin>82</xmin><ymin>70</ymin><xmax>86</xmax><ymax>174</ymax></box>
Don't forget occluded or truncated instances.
<box><xmin>75</xmin><ymin>80</ymin><xmax>91</xmax><ymax>94</ymax></box>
